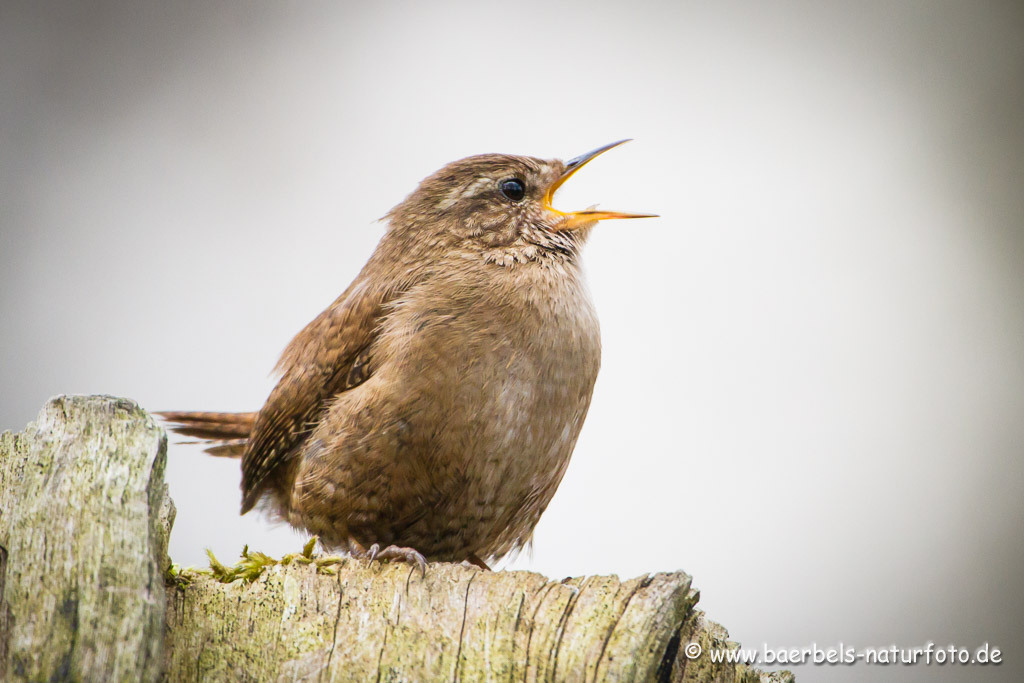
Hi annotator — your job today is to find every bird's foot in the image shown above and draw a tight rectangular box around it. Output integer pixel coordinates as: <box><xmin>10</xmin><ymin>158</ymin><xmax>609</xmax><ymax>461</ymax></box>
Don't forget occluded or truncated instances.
<box><xmin>362</xmin><ymin>543</ymin><xmax>428</xmax><ymax>577</ymax></box>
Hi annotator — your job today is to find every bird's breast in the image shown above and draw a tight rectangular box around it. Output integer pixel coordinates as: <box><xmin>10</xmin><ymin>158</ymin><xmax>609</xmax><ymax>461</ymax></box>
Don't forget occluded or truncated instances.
<box><xmin>377</xmin><ymin>261</ymin><xmax>601</xmax><ymax>466</ymax></box>
<box><xmin>293</xmin><ymin>261</ymin><xmax>602</xmax><ymax>559</ymax></box>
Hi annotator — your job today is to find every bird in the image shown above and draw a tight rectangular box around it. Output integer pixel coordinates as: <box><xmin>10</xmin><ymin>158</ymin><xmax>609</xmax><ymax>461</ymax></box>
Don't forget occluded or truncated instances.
<box><xmin>159</xmin><ymin>140</ymin><xmax>655</xmax><ymax>571</ymax></box>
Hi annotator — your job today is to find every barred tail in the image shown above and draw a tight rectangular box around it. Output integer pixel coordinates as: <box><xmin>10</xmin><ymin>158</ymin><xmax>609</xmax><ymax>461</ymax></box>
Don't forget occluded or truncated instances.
<box><xmin>156</xmin><ymin>411</ymin><xmax>257</xmax><ymax>458</ymax></box>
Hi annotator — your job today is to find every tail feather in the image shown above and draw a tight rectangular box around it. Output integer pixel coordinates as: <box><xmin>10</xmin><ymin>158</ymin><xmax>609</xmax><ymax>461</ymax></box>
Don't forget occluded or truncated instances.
<box><xmin>156</xmin><ymin>411</ymin><xmax>256</xmax><ymax>459</ymax></box>
<box><xmin>203</xmin><ymin>438</ymin><xmax>249</xmax><ymax>458</ymax></box>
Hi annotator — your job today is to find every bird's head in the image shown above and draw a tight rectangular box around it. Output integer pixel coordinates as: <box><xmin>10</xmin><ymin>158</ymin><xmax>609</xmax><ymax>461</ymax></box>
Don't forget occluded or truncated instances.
<box><xmin>385</xmin><ymin>140</ymin><xmax>656</xmax><ymax>265</ymax></box>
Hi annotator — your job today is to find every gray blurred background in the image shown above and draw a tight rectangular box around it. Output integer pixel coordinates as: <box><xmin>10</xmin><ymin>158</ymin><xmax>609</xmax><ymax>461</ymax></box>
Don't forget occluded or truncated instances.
<box><xmin>2</xmin><ymin>1</ymin><xmax>1022</xmax><ymax>680</ymax></box>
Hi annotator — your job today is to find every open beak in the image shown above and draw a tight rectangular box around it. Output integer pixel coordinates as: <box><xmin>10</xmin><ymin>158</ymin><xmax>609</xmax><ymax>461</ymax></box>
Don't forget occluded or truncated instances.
<box><xmin>543</xmin><ymin>139</ymin><xmax>658</xmax><ymax>231</ymax></box>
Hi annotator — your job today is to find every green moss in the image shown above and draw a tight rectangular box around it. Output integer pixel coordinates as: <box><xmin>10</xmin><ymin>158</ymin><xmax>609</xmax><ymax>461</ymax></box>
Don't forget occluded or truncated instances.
<box><xmin>165</xmin><ymin>536</ymin><xmax>347</xmax><ymax>586</ymax></box>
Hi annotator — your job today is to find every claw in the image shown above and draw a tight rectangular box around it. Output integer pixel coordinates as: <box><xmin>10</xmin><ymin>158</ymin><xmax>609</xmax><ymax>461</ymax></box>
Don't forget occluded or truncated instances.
<box><xmin>347</xmin><ymin>539</ymin><xmax>427</xmax><ymax>577</ymax></box>
<box><xmin>466</xmin><ymin>552</ymin><xmax>491</xmax><ymax>571</ymax></box>
<box><xmin>374</xmin><ymin>545</ymin><xmax>427</xmax><ymax>578</ymax></box>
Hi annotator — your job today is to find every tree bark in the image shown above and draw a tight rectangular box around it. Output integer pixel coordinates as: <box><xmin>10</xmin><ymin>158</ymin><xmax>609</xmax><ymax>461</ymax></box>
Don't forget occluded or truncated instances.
<box><xmin>0</xmin><ymin>395</ymin><xmax>172</xmax><ymax>681</ymax></box>
<box><xmin>1</xmin><ymin>396</ymin><xmax>791</xmax><ymax>682</ymax></box>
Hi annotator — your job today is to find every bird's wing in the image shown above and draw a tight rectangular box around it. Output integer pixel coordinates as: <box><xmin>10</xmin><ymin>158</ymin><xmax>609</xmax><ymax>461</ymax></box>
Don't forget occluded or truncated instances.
<box><xmin>240</xmin><ymin>280</ymin><xmax>384</xmax><ymax>513</ymax></box>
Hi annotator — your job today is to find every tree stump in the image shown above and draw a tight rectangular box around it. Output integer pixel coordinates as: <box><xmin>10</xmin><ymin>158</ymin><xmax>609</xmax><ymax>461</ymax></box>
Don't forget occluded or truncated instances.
<box><xmin>0</xmin><ymin>396</ymin><xmax>791</xmax><ymax>682</ymax></box>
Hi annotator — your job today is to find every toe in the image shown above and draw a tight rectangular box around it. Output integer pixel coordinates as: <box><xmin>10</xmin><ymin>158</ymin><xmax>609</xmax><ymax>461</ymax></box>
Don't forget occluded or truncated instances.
<box><xmin>375</xmin><ymin>545</ymin><xmax>427</xmax><ymax>577</ymax></box>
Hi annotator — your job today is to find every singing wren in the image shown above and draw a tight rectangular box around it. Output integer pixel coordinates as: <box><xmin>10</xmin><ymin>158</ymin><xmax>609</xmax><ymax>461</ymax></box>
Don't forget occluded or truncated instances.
<box><xmin>161</xmin><ymin>140</ymin><xmax>655</xmax><ymax>570</ymax></box>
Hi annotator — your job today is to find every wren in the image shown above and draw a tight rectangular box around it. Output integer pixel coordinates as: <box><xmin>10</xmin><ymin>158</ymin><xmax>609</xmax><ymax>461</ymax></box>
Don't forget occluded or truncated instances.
<box><xmin>160</xmin><ymin>140</ymin><xmax>655</xmax><ymax>571</ymax></box>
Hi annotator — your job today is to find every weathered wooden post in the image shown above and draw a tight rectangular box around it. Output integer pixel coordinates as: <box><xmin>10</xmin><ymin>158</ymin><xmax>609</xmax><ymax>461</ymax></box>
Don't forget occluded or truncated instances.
<box><xmin>0</xmin><ymin>396</ymin><xmax>790</xmax><ymax>682</ymax></box>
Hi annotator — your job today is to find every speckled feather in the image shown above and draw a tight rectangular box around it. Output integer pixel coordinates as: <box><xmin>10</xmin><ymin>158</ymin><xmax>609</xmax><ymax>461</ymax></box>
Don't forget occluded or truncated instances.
<box><xmin>163</xmin><ymin>152</ymin><xmax>603</xmax><ymax>564</ymax></box>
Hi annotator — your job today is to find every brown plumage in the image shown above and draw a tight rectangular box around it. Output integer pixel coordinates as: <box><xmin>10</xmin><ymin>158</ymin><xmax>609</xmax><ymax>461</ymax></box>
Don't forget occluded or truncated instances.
<box><xmin>160</xmin><ymin>141</ymin><xmax>654</xmax><ymax>569</ymax></box>
<box><xmin>157</xmin><ymin>411</ymin><xmax>254</xmax><ymax>457</ymax></box>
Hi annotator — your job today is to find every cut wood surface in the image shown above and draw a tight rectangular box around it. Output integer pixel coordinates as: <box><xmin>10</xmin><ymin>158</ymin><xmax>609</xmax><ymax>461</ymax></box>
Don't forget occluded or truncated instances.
<box><xmin>0</xmin><ymin>396</ymin><xmax>792</xmax><ymax>682</ymax></box>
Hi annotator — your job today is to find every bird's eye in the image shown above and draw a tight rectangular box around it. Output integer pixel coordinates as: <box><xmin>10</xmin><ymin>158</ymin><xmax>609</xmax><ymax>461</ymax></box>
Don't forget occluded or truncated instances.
<box><xmin>499</xmin><ymin>178</ymin><xmax>526</xmax><ymax>202</ymax></box>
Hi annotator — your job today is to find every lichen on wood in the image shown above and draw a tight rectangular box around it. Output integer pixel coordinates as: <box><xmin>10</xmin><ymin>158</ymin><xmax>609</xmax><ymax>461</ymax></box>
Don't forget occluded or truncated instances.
<box><xmin>0</xmin><ymin>396</ymin><xmax>791</xmax><ymax>682</ymax></box>
<box><xmin>0</xmin><ymin>395</ymin><xmax>172</xmax><ymax>681</ymax></box>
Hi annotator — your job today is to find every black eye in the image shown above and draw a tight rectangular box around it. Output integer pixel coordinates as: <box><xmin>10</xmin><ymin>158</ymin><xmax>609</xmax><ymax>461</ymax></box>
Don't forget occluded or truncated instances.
<box><xmin>499</xmin><ymin>178</ymin><xmax>526</xmax><ymax>202</ymax></box>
